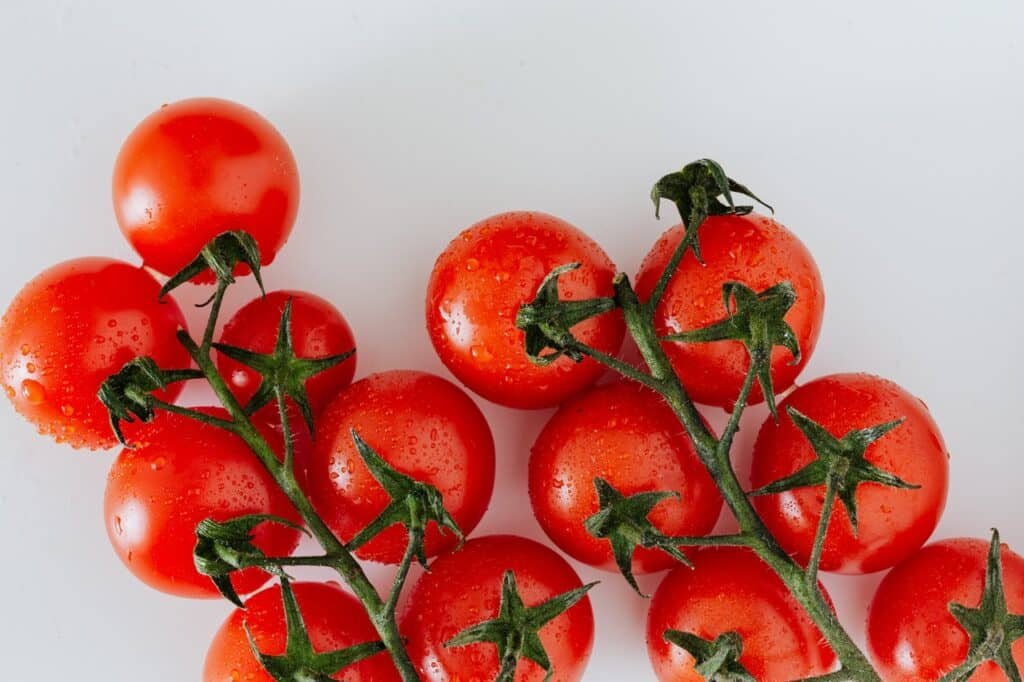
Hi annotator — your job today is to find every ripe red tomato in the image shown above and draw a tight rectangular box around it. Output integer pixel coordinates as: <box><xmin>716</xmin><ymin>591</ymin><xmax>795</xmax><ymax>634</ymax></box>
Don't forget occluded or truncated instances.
<box><xmin>204</xmin><ymin>581</ymin><xmax>399</xmax><ymax>682</ymax></box>
<box><xmin>634</xmin><ymin>214</ymin><xmax>824</xmax><ymax>410</ymax></box>
<box><xmin>216</xmin><ymin>290</ymin><xmax>356</xmax><ymax>414</ymax></box>
<box><xmin>426</xmin><ymin>211</ymin><xmax>625</xmax><ymax>409</ymax></box>
<box><xmin>647</xmin><ymin>546</ymin><xmax>837</xmax><ymax>681</ymax></box>
<box><xmin>104</xmin><ymin>408</ymin><xmax>303</xmax><ymax>598</ymax></box>
<box><xmin>113</xmin><ymin>98</ymin><xmax>299</xmax><ymax>279</ymax></box>
<box><xmin>868</xmin><ymin>537</ymin><xmax>1024</xmax><ymax>680</ymax></box>
<box><xmin>307</xmin><ymin>370</ymin><xmax>494</xmax><ymax>564</ymax></box>
<box><xmin>401</xmin><ymin>535</ymin><xmax>595</xmax><ymax>681</ymax></box>
<box><xmin>750</xmin><ymin>373</ymin><xmax>949</xmax><ymax>574</ymax></box>
<box><xmin>0</xmin><ymin>258</ymin><xmax>189</xmax><ymax>450</ymax></box>
<box><xmin>529</xmin><ymin>380</ymin><xmax>721</xmax><ymax>574</ymax></box>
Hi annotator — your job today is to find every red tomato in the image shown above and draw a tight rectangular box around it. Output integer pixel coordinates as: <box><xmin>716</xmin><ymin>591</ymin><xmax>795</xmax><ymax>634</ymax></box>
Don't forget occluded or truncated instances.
<box><xmin>204</xmin><ymin>581</ymin><xmax>399</xmax><ymax>682</ymax></box>
<box><xmin>113</xmin><ymin>98</ymin><xmax>299</xmax><ymax>279</ymax></box>
<box><xmin>867</xmin><ymin>537</ymin><xmax>1024</xmax><ymax>680</ymax></box>
<box><xmin>750</xmin><ymin>373</ymin><xmax>949</xmax><ymax>574</ymax></box>
<box><xmin>529</xmin><ymin>380</ymin><xmax>721</xmax><ymax>574</ymax></box>
<box><xmin>104</xmin><ymin>408</ymin><xmax>304</xmax><ymax>598</ymax></box>
<box><xmin>0</xmin><ymin>258</ymin><xmax>189</xmax><ymax>450</ymax></box>
<box><xmin>426</xmin><ymin>211</ymin><xmax>625</xmax><ymax>409</ymax></box>
<box><xmin>307</xmin><ymin>370</ymin><xmax>494</xmax><ymax>564</ymax></box>
<box><xmin>401</xmin><ymin>535</ymin><xmax>595</xmax><ymax>681</ymax></box>
<box><xmin>216</xmin><ymin>290</ymin><xmax>356</xmax><ymax>414</ymax></box>
<box><xmin>634</xmin><ymin>214</ymin><xmax>824</xmax><ymax>410</ymax></box>
<box><xmin>647</xmin><ymin>546</ymin><xmax>837</xmax><ymax>681</ymax></box>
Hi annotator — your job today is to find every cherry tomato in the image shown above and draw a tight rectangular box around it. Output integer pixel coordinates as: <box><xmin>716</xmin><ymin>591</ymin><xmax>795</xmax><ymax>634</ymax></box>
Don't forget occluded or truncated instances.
<box><xmin>647</xmin><ymin>546</ymin><xmax>837</xmax><ymax>681</ymax></box>
<box><xmin>634</xmin><ymin>214</ymin><xmax>824</xmax><ymax>410</ymax></box>
<box><xmin>426</xmin><ymin>211</ymin><xmax>625</xmax><ymax>409</ymax></box>
<box><xmin>216</xmin><ymin>290</ymin><xmax>356</xmax><ymax>414</ymax></box>
<box><xmin>113</xmin><ymin>98</ymin><xmax>299</xmax><ymax>279</ymax></box>
<box><xmin>750</xmin><ymin>373</ymin><xmax>949</xmax><ymax>574</ymax></box>
<box><xmin>0</xmin><ymin>257</ymin><xmax>189</xmax><ymax>450</ymax></box>
<box><xmin>867</xmin><ymin>537</ymin><xmax>1024</xmax><ymax>680</ymax></box>
<box><xmin>204</xmin><ymin>581</ymin><xmax>399</xmax><ymax>682</ymax></box>
<box><xmin>401</xmin><ymin>535</ymin><xmax>595</xmax><ymax>681</ymax></box>
<box><xmin>529</xmin><ymin>380</ymin><xmax>721</xmax><ymax>574</ymax></box>
<box><xmin>307</xmin><ymin>370</ymin><xmax>494</xmax><ymax>564</ymax></box>
<box><xmin>104</xmin><ymin>408</ymin><xmax>304</xmax><ymax>598</ymax></box>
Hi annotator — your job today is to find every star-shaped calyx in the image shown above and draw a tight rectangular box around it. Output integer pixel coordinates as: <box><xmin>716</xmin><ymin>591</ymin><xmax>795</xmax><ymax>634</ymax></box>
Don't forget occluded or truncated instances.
<box><xmin>750</xmin><ymin>406</ymin><xmax>915</xmax><ymax>534</ymax></box>
<box><xmin>160</xmin><ymin>230</ymin><xmax>266</xmax><ymax>298</ymax></box>
<box><xmin>445</xmin><ymin>570</ymin><xmax>597</xmax><ymax>682</ymax></box>
<box><xmin>213</xmin><ymin>299</ymin><xmax>353</xmax><ymax>433</ymax></box>
<box><xmin>583</xmin><ymin>478</ymin><xmax>690</xmax><ymax>596</ymax></box>
<box><xmin>98</xmin><ymin>357</ymin><xmax>202</xmax><ymax>445</ymax></box>
<box><xmin>663</xmin><ymin>630</ymin><xmax>755</xmax><ymax>682</ymax></box>
<box><xmin>940</xmin><ymin>529</ymin><xmax>1024</xmax><ymax>682</ymax></box>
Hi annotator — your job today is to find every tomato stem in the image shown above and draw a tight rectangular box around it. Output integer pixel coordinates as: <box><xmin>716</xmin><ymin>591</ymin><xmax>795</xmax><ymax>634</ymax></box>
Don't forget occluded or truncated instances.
<box><xmin>806</xmin><ymin>478</ymin><xmax>838</xmax><ymax>582</ymax></box>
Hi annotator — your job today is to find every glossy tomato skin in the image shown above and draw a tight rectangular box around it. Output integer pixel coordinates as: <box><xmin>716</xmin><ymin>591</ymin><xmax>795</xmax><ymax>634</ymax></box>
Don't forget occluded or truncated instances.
<box><xmin>634</xmin><ymin>214</ymin><xmax>824</xmax><ymax>410</ymax></box>
<box><xmin>529</xmin><ymin>380</ymin><xmax>721</xmax><ymax>574</ymax></box>
<box><xmin>750</xmin><ymin>373</ymin><xmax>949</xmax><ymax>574</ymax></box>
<box><xmin>867</xmin><ymin>538</ymin><xmax>1024</xmax><ymax>680</ymax></box>
<box><xmin>426</xmin><ymin>211</ymin><xmax>625</xmax><ymax>409</ymax></box>
<box><xmin>0</xmin><ymin>257</ymin><xmax>189</xmax><ymax>450</ymax></box>
<box><xmin>204</xmin><ymin>581</ymin><xmax>399</xmax><ymax>682</ymax></box>
<box><xmin>113</xmin><ymin>98</ymin><xmax>299</xmax><ymax>279</ymax></box>
<box><xmin>401</xmin><ymin>535</ymin><xmax>595</xmax><ymax>681</ymax></box>
<box><xmin>104</xmin><ymin>408</ymin><xmax>304</xmax><ymax>598</ymax></box>
<box><xmin>647</xmin><ymin>546</ymin><xmax>837</xmax><ymax>681</ymax></box>
<box><xmin>217</xmin><ymin>290</ymin><xmax>357</xmax><ymax>414</ymax></box>
<box><xmin>307</xmin><ymin>370</ymin><xmax>494</xmax><ymax>564</ymax></box>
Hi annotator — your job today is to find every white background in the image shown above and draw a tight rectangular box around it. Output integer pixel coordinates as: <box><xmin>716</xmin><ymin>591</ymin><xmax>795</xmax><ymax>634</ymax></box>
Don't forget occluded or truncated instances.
<box><xmin>1</xmin><ymin>2</ymin><xmax>1022</xmax><ymax>680</ymax></box>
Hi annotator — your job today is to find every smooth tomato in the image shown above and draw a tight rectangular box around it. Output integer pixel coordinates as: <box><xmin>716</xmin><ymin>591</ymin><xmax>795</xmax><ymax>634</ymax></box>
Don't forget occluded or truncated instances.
<box><xmin>401</xmin><ymin>535</ymin><xmax>595</xmax><ymax>681</ymax></box>
<box><xmin>750</xmin><ymin>373</ymin><xmax>949</xmax><ymax>574</ymax></box>
<box><xmin>113</xmin><ymin>98</ymin><xmax>299</xmax><ymax>279</ymax></box>
<box><xmin>217</xmin><ymin>290</ymin><xmax>356</xmax><ymax>414</ymax></box>
<box><xmin>868</xmin><ymin>537</ymin><xmax>1024</xmax><ymax>680</ymax></box>
<box><xmin>647</xmin><ymin>546</ymin><xmax>837</xmax><ymax>681</ymax></box>
<box><xmin>104</xmin><ymin>408</ymin><xmax>304</xmax><ymax>598</ymax></box>
<box><xmin>634</xmin><ymin>213</ymin><xmax>824</xmax><ymax>410</ymax></box>
<box><xmin>204</xmin><ymin>581</ymin><xmax>399</xmax><ymax>682</ymax></box>
<box><xmin>529</xmin><ymin>380</ymin><xmax>721</xmax><ymax>574</ymax></box>
<box><xmin>307</xmin><ymin>370</ymin><xmax>494</xmax><ymax>564</ymax></box>
<box><xmin>0</xmin><ymin>257</ymin><xmax>189</xmax><ymax>450</ymax></box>
<box><xmin>426</xmin><ymin>211</ymin><xmax>625</xmax><ymax>409</ymax></box>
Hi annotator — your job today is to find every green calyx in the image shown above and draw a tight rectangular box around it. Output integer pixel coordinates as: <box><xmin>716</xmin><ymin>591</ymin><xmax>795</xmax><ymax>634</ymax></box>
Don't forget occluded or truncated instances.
<box><xmin>346</xmin><ymin>430</ymin><xmax>463</xmax><ymax>567</ymax></box>
<box><xmin>160</xmin><ymin>230</ymin><xmax>265</xmax><ymax>299</ymax></box>
<box><xmin>445</xmin><ymin>570</ymin><xmax>597</xmax><ymax>682</ymax></box>
<box><xmin>584</xmin><ymin>478</ymin><xmax>690</xmax><ymax>596</ymax></box>
<box><xmin>97</xmin><ymin>357</ymin><xmax>202</xmax><ymax>444</ymax></box>
<box><xmin>663</xmin><ymin>630</ymin><xmax>754</xmax><ymax>682</ymax></box>
<box><xmin>940</xmin><ymin>529</ymin><xmax>1024</xmax><ymax>682</ymax></box>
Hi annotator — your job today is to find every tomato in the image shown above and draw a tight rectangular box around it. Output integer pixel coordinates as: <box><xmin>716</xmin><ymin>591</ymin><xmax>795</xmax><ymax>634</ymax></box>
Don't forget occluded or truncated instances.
<box><xmin>749</xmin><ymin>373</ymin><xmax>949</xmax><ymax>574</ymax></box>
<box><xmin>104</xmin><ymin>408</ymin><xmax>303</xmax><ymax>598</ymax></box>
<box><xmin>204</xmin><ymin>581</ymin><xmax>399</xmax><ymax>682</ymax></box>
<box><xmin>868</xmin><ymin>537</ymin><xmax>1024</xmax><ymax>680</ymax></box>
<box><xmin>426</xmin><ymin>211</ymin><xmax>625</xmax><ymax>409</ymax></box>
<box><xmin>634</xmin><ymin>213</ymin><xmax>824</xmax><ymax>410</ymax></box>
<box><xmin>113</xmin><ymin>98</ymin><xmax>299</xmax><ymax>279</ymax></box>
<box><xmin>216</xmin><ymin>290</ymin><xmax>356</xmax><ymax>414</ymax></box>
<box><xmin>529</xmin><ymin>380</ymin><xmax>721</xmax><ymax>574</ymax></box>
<box><xmin>307</xmin><ymin>370</ymin><xmax>494</xmax><ymax>564</ymax></box>
<box><xmin>0</xmin><ymin>258</ymin><xmax>189</xmax><ymax>450</ymax></box>
<box><xmin>401</xmin><ymin>535</ymin><xmax>595</xmax><ymax>681</ymax></box>
<box><xmin>647</xmin><ymin>546</ymin><xmax>837</xmax><ymax>680</ymax></box>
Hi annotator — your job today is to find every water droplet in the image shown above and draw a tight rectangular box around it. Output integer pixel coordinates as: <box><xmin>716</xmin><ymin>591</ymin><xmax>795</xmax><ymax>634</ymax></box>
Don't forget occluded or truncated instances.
<box><xmin>470</xmin><ymin>345</ymin><xmax>493</xmax><ymax>362</ymax></box>
<box><xmin>61</xmin><ymin>404</ymin><xmax>75</xmax><ymax>416</ymax></box>
<box><xmin>113</xmin><ymin>516</ymin><xmax>124</xmax><ymax>535</ymax></box>
<box><xmin>21</xmin><ymin>379</ymin><xmax>45</xmax><ymax>405</ymax></box>
<box><xmin>19</xmin><ymin>344</ymin><xmax>29</xmax><ymax>356</ymax></box>
<box><xmin>151</xmin><ymin>456</ymin><xmax>166</xmax><ymax>471</ymax></box>
<box><xmin>465</xmin><ymin>258</ymin><xmax>480</xmax><ymax>271</ymax></box>
<box><xmin>25</xmin><ymin>362</ymin><xmax>36</xmax><ymax>373</ymax></box>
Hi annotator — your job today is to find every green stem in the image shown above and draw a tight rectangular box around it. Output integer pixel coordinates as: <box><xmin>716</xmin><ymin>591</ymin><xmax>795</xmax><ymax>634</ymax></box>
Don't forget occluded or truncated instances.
<box><xmin>149</xmin><ymin>399</ymin><xmax>237</xmax><ymax>431</ymax></box>
<box><xmin>806</xmin><ymin>477</ymin><xmax>837</xmax><ymax>581</ymax></box>
<box><xmin>201</xmin><ymin>282</ymin><xmax>229</xmax><ymax>351</ymax></box>
<box><xmin>386</xmin><ymin>527</ymin><xmax>422</xmax><ymax>614</ymax></box>
<box><xmin>663</xmin><ymin>533</ymin><xmax>751</xmax><ymax>547</ymax></box>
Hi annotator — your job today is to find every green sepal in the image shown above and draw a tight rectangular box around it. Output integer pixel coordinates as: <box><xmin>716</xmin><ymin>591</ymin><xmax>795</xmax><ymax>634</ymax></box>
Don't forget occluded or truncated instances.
<box><xmin>445</xmin><ymin>570</ymin><xmax>597</xmax><ymax>682</ymax></box>
<box><xmin>97</xmin><ymin>357</ymin><xmax>202</xmax><ymax>445</ymax></box>
<box><xmin>246</xmin><ymin>577</ymin><xmax>386</xmax><ymax>681</ymax></box>
<box><xmin>583</xmin><ymin>478</ymin><xmax>691</xmax><ymax>596</ymax></box>
<box><xmin>346</xmin><ymin>430</ymin><xmax>463</xmax><ymax>567</ymax></box>
<box><xmin>750</xmin><ymin>407</ymin><xmax>914</xmax><ymax>535</ymax></box>
<box><xmin>160</xmin><ymin>230</ymin><xmax>265</xmax><ymax>298</ymax></box>
<box><xmin>663</xmin><ymin>630</ymin><xmax>755</xmax><ymax>682</ymax></box>
<box><xmin>515</xmin><ymin>263</ymin><xmax>618</xmax><ymax>366</ymax></box>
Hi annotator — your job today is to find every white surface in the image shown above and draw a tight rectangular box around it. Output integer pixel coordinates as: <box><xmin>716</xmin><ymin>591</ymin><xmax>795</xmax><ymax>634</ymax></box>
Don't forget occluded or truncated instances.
<box><xmin>1</xmin><ymin>1</ymin><xmax>1022</xmax><ymax>680</ymax></box>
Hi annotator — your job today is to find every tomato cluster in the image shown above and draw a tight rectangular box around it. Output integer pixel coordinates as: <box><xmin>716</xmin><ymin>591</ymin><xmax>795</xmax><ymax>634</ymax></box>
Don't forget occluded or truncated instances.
<box><xmin>2</xmin><ymin>97</ymin><xmax>1020</xmax><ymax>681</ymax></box>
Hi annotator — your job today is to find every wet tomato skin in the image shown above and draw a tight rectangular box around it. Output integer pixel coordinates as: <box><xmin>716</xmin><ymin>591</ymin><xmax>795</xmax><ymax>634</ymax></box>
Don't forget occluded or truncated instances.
<box><xmin>426</xmin><ymin>211</ymin><xmax>625</xmax><ymax>409</ymax></box>
<box><xmin>0</xmin><ymin>257</ymin><xmax>189</xmax><ymax>450</ymax></box>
